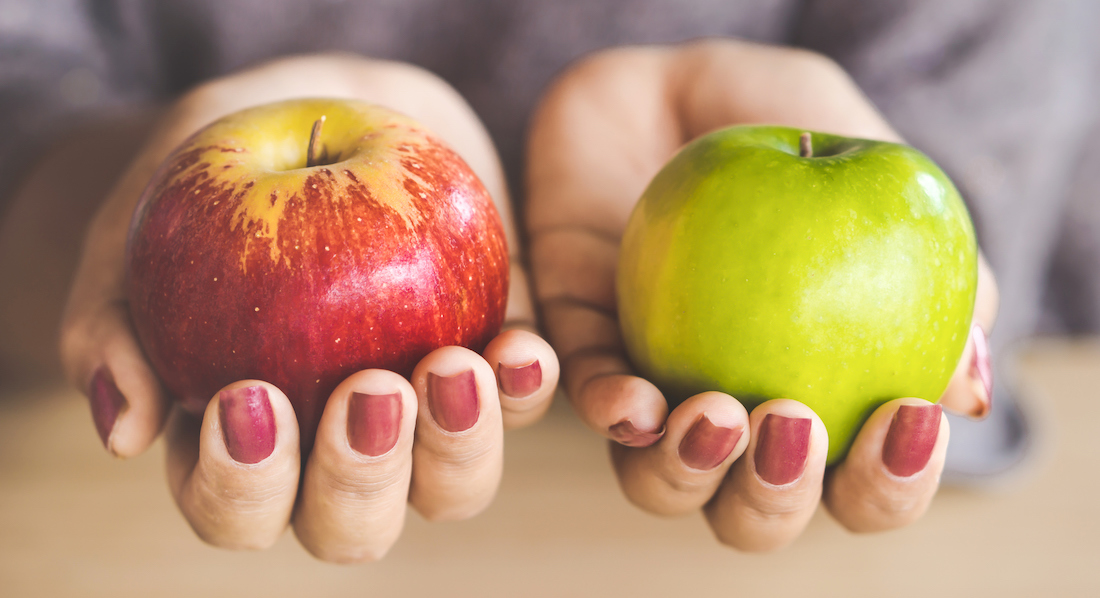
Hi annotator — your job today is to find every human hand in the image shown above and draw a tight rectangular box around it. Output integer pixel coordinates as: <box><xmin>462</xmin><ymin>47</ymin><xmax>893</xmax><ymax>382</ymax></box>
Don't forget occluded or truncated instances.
<box><xmin>525</xmin><ymin>39</ymin><xmax>997</xmax><ymax>550</ymax></box>
<box><xmin>59</xmin><ymin>54</ymin><xmax>559</xmax><ymax>561</ymax></box>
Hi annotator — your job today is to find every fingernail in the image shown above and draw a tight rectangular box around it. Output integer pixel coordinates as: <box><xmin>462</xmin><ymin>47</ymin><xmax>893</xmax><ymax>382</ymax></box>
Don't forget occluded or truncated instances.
<box><xmin>427</xmin><ymin>370</ymin><xmax>480</xmax><ymax>432</ymax></box>
<box><xmin>89</xmin><ymin>367</ymin><xmax>126</xmax><ymax>449</ymax></box>
<box><xmin>678</xmin><ymin>415</ymin><xmax>743</xmax><ymax>471</ymax></box>
<box><xmin>348</xmin><ymin>392</ymin><xmax>402</xmax><ymax>456</ymax></box>
<box><xmin>609</xmin><ymin>419</ymin><xmax>665</xmax><ymax>447</ymax></box>
<box><xmin>498</xmin><ymin>359</ymin><xmax>542</xmax><ymax>398</ymax></box>
<box><xmin>970</xmin><ymin>323</ymin><xmax>993</xmax><ymax>417</ymax></box>
<box><xmin>882</xmin><ymin>404</ymin><xmax>943</xmax><ymax>477</ymax></box>
<box><xmin>754</xmin><ymin>414</ymin><xmax>812</xmax><ymax>486</ymax></box>
<box><xmin>219</xmin><ymin>385</ymin><xmax>276</xmax><ymax>464</ymax></box>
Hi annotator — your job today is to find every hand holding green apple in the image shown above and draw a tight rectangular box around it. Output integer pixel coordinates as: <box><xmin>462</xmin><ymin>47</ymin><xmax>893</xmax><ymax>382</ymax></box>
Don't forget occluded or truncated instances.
<box><xmin>527</xmin><ymin>40</ymin><xmax>996</xmax><ymax>551</ymax></box>
<box><xmin>617</xmin><ymin>124</ymin><xmax>978</xmax><ymax>464</ymax></box>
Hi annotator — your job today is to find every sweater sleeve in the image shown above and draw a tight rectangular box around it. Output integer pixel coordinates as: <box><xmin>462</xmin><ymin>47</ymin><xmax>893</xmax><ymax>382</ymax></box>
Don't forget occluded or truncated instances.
<box><xmin>0</xmin><ymin>1</ymin><xmax>159</xmax><ymax>210</ymax></box>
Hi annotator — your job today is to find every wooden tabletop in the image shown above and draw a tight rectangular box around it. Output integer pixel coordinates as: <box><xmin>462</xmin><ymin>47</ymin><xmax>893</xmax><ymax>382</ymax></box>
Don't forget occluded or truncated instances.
<box><xmin>1</xmin><ymin>338</ymin><xmax>1098</xmax><ymax>597</ymax></box>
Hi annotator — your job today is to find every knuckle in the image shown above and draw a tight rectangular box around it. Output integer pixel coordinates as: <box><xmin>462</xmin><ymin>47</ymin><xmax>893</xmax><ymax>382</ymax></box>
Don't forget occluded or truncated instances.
<box><xmin>658</xmin><ymin>470</ymin><xmax>713</xmax><ymax>496</ymax></box>
<box><xmin>706</xmin><ymin>503</ymin><xmax>802</xmax><ymax>553</ymax></box>
<box><xmin>420</xmin><ymin>433</ymin><xmax>499</xmax><ymax>470</ymax></box>
<box><xmin>184</xmin><ymin>464</ymin><xmax>292</xmax><ymax>530</ymax></box>
<box><xmin>191</xmin><ymin>523</ymin><xmax>280</xmax><ymax>552</ymax></box>
<box><xmin>294</xmin><ymin>522</ymin><xmax>395</xmax><ymax>564</ymax></box>
<box><xmin>709</xmin><ymin>524</ymin><xmax>750</xmax><ymax>551</ymax></box>
<box><xmin>620</xmin><ymin>487</ymin><xmax>695</xmax><ymax>518</ymax></box>
<box><xmin>737</xmin><ymin>485</ymin><xmax>816</xmax><ymax>525</ymax></box>
<box><xmin>862</xmin><ymin>489</ymin><xmax>925</xmax><ymax>525</ymax></box>
<box><xmin>314</xmin><ymin>461</ymin><xmax>407</xmax><ymax>503</ymax></box>
<box><xmin>306</xmin><ymin>543</ymin><xmax>391</xmax><ymax>565</ymax></box>
<box><xmin>414</xmin><ymin>499</ymin><xmax>487</xmax><ymax>523</ymax></box>
<box><xmin>431</xmin><ymin>446</ymin><xmax>498</xmax><ymax>478</ymax></box>
<box><xmin>827</xmin><ymin>481</ymin><xmax>929</xmax><ymax>533</ymax></box>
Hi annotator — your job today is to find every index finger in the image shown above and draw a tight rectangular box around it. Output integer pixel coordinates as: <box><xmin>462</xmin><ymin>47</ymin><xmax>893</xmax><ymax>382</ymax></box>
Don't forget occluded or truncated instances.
<box><xmin>526</xmin><ymin>48</ymin><xmax>678</xmax><ymax>441</ymax></box>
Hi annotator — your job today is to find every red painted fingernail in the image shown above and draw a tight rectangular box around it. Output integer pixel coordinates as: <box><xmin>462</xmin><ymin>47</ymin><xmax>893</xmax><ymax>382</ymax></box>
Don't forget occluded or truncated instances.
<box><xmin>89</xmin><ymin>367</ymin><xmax>126</xmax><ymax>449</ymax></box>
<box><xmin>754</xmin><ymin>414</ymin><xmax>812</xmax><ymax>486</ymax></box>
<box><xmin>428</xmin><ymin>370</ymin><xmax>480</xmax><ymax>432</ymax></box>
<box><xmin>498</xmin><ymin>359</ymin><xmax>542</xmax><ymax>398</ymax></box>
<box><xmin>609</xmin><ymin>419</ymin><xmax>665</xmax><ymax>447</ymax></box>
<box><xmin>882</xmin><ymin>404</ymin><xmax>943</xmax><ymax>477</ymax></box>
<box><xmin>970</xmin><ymin>323</ymin><xmax>993</xmax><ymax>417</ymax></box>
<box><xmin>678</xmin><ymin>415</ymin><xmax>743</xmax><ymax>471</ymax></box>
<box><xmin>348</xmin><ymin>392</ymin><xmax>402</xmax><ymax>456</ymax></box>
<box><xmin>219</xmin><ymin>385</ymin><xmax>276</xmax><ymax>464</ymax></box>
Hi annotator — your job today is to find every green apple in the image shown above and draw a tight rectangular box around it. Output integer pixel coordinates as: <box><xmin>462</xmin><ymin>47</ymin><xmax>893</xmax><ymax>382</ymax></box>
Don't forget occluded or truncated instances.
<box><xmin>617</xmin><ymin>125</ymin><xmax>977</xmax><ymax>464</ymax></box>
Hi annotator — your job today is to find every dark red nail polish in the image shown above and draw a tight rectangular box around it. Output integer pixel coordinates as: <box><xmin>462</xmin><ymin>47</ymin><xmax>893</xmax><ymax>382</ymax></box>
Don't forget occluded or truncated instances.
<box><xmin>428</xmin><ymin>370</ymin><xmax>479</xmax><ymax>432</ymax></box>
<box><xmin>609</xmin><ymin>419</ymin><xmax>665</xmax><ymax>447</ymax></box>
<box><xmin>219</xmin><ymin>385</ymin><xmax>276</xmax><ymax>464</ymax></box>
<box><xmin>89</xmin><ymin>367</ymin><xmax>126</xmax><ymax>448</ymax></box>
<box><xmin>678</xmin><ymin>415</ymin><xmax>743</xmax><ymax>471</ymax></box>
<box><xmin>754</xmin><ymin>414</ymin><xmax>811</xmax><ymax>486</ymax></box>
<box><xmin>498</xmin><ymin>359</ymin><xmax>542</xmax><ymax>398</ymax></box>
<box><xmin>882</xmin><ymin>404</ymin><xmax>943</xmax><ymax>477</ymax></box>
<box><xmin>970</xmin><ymin>323</ymin><xmax>993</xmax><ymax>414</ymax></box>
<box><xmin>348</xmin><ymin>392</ymin><xmax>402</xmax><ymax>456</ymax></box>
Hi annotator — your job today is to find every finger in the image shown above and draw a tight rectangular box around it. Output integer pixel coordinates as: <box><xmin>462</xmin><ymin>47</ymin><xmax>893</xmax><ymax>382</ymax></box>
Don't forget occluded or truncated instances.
<box><xmin>481</xmin><ymin>328</ymin><xmax>560</xmax><ymax>429</ymax></box>
<box><xmin>939</xmin><ymin>323</ymin><xmax>994</xmax><ymax>419</ymax></box>
<box><xmin>59</xmin><ymin>299</ymin><xmax>170</xmax><ymax>458</ymax></box>
<box><xmin>824</xmin><ymin>399</ymin><xmax>950</xmax><ymax>533</ymax></box>
<box><xmin>165</xmin><ymin>380</ymin><xmax>300</xmax><ymax>550</ymax></box>
<box><xmin>940</xmin><ymin>253</ymin><xmax>999</xmax><ymax>418</ymax></box>
<box><xmin>293</xmin><ymin>370</ymin><xmax>418</xmax><ymax>562</ymax></box>
<box><xmin>408</xmin><ymin>346</ymin><xmax>504</xmax><ymax>521</ymax></box>
<box><xmin>529</xmin><ymin>228</ymin><xmax>668</xmax><ymax>445</ymax></box>
<box><xmin>611</xmin><ymin>392</ymin><xmax>749</xmax><ymax>516</ymax></box>
<box><xmin>704</xmin><ymin>399</ymin><xmax>828</xmax><ymax>552</ymax></box>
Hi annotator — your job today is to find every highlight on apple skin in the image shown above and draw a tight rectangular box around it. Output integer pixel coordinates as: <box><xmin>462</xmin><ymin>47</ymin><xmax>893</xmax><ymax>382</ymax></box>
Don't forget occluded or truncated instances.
<box><xmin>617</xmin><ymin>125</ymin><xmax>977</xmax><ymax>464</ymax></box>
<box><xmin>126</xmin><ymin>98</ymin><xmax>509</xmax><ymax>449</ymax></box>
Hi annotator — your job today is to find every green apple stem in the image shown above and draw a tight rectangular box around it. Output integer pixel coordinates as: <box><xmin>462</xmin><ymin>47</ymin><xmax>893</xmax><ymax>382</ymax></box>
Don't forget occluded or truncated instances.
<box><xmin>307</xmin><ymin>116</ymin><xmax>327</xmax><ymax>168</ymax></box>
<box><xmin>799</xmin><ymin>132</ymin><xmax>813</xmax><ymax>158</ymax></box>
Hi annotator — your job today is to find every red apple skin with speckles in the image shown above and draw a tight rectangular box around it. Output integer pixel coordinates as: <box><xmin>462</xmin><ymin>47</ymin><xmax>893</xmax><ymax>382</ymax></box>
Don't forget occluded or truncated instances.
<box><xmin>125</xmin><ymin>99</ymin><xmax>509</xmax><ymax>450</ymax></box>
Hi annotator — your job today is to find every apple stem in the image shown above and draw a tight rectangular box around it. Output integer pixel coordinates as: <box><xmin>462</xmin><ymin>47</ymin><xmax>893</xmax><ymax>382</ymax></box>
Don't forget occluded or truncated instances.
<box><xmin>799</xmin><ymin>132</ymin><xmax>813</xmax><ymax>158</ymax></box>
<box><xmin>307</xmin><ymin>116</ymin><xmax>327</xmax><ymax>168</ymax></box>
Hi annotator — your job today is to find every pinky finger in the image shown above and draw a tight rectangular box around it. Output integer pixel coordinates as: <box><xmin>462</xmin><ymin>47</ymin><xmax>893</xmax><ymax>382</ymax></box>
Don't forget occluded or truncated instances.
<box><xmin>61</xmin><ymin>301</ymin><xmax>170</xmax><ymax>457</ymax></box>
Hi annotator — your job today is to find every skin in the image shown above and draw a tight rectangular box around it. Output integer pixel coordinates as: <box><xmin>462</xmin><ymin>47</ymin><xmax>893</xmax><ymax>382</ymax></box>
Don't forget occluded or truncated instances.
<box><xmin>19</xmin><ymin>39</ymin><xmax>998</xmax><ymax>559</ymax></box>
<box><xmin>56</xmin><ymin>54</ymin><xmax>561</xmax><ymax>561</ymax></box>
<box><xmin>525</xmin><ymin>39</ymin><xmax>998</xmax><ymax>550</ymax></box>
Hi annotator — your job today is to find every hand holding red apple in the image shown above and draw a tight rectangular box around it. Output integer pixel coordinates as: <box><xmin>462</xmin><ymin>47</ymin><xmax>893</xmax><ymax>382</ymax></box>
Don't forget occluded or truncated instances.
<box><xmin>126</xmin><ymin>97</ymin><xmax>511</xmax><ymax>451</ymax></box>
<box><xmin>59</xmin><ymin>55</ymin><xmax>559</xmax><ymax>561</ymax></box>
<box><xmin>526</xmin><ymin>40</ymin><xmax>997</xmax><ymax>550</ymax></box>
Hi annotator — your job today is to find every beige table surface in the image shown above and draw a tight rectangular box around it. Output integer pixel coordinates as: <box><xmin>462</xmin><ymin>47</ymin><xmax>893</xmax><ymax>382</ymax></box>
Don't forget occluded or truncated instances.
<box><xmin>1</xmin><ymin>338</ymin><xmax>1098</xmax><ymax>597</ymax></box>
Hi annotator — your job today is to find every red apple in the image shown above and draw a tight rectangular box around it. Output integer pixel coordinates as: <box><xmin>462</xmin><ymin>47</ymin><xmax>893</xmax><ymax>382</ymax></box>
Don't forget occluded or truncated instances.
<box><xmin>126</xmin><ymin>98</ymin><xmax>509</xmax><ymax>449</ymax></box>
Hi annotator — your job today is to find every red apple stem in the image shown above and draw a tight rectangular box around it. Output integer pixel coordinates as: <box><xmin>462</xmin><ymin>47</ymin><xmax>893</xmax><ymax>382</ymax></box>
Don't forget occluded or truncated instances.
<box><xmin>307</xmin><ymin>116</ymin><xmax>327</xmax><ymax>168</ymax></box>
<box><xmin>799</xmin><ymin>132</ymin><xmax>813</xmax><ymax>158</ymax></box>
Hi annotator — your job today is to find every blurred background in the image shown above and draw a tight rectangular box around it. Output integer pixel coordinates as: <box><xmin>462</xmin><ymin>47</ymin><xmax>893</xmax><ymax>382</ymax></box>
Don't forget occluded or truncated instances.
<box><xmin>2</xmin><ymin>1</ymin><xmax>1098</xmax><ymax>595</ymax></box>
